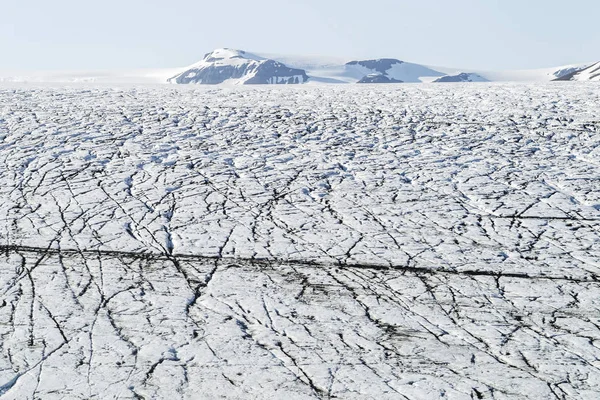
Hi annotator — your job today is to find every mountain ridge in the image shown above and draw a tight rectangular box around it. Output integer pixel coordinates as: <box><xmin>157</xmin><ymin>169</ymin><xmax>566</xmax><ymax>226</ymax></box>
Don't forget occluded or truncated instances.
<box><xmin>168</xmin><ymin>48</ymin><xmax>309</xmax><ymax>85</ymax></box>
<box><xmin>554</xmin><ymin>62</ymin><xmax>600</xmax><ymax>82</ymax></box>
<box><xmin>0</xmin><ymin>48</ymin><xmax>596</xmax><ymax>84</ymax></box>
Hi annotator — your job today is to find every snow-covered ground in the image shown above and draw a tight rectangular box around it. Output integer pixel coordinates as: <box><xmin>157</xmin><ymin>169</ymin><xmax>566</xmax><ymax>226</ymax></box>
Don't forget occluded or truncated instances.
<box><xmin>0</xmin><ymin>68</ymin><xmax>181</xmax><ymax>84</ymax></box>
<box><xmin>0</xmin><ymin>84</ymin><xmax>599</xmax><ymax>399</ymax></box>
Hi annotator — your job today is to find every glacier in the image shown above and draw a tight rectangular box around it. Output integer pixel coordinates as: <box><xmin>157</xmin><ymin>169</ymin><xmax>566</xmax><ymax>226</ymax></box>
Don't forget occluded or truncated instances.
<box><xmin>0</xmin><ymin>84</ymin><xmax>599</xmax><ymax>399</ymax></box>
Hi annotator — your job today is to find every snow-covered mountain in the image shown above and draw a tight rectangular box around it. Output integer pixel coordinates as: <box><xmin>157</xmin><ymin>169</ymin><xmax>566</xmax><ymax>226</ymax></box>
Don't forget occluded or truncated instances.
<box><xmin>554</xmin><ymin>62</ymin><xmax>600</xmax><ymax>81</ymax></box>
<box><xmin>0</xmin><ymin>48</ymin><xmax>596</xmax><ymax>85</ymax></box>
<box><xmin>433</xmin><ymin>73</ymin><xmax>488</xmax><ymax>83</ymax></box>
<box><xmin>552</xmin><ymin>66</ymin><xmax>588</xmax><ymax>80</ymax></box>
<box><xmin>345</xmin><ymin>58</ymin><xmax>444</xmax><ymax>83</ymax></box>
<box><xmin>460</xmin><ymin>63</ymin><xmax>592</xmax><ymax>83</ymax></box>
<box><xmin>167</xmin><ymin>49</ymin><xmax>309</xmax><ymax>85</ymax></box>
<box><xmin>357</xmin><ymin>73</ymin><xmax>403</xmax><ymax>83</ymax></box>
<box><xmin>263</xmin><ymin>52</ymin><xmax>593</xmax><ymax>84</ymax></box>
<box><xmin>167</xmin><ymin>51</ymin><xmax>446</xmax><ymax>85</ymax></box>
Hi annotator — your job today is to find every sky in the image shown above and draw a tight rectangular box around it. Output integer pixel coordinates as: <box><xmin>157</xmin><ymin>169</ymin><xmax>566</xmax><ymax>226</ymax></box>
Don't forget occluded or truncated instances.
<box><xmin>0</xmin><ymin>0</ymin><xmax>597</xmax><ymax>71</ymax></box>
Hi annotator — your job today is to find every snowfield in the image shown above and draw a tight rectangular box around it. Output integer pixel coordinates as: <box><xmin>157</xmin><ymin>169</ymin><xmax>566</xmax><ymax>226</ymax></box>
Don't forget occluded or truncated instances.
<box><xmin>0</xmin><ymin>84</ymin><xmax>600</xmax><ymax>399</ymax></box>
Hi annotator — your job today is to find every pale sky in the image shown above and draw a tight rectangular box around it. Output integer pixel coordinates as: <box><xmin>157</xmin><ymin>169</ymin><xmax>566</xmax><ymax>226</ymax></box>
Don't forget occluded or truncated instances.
<box><xmin>1</xmin><ymin>0</ymin><xmax>597</xmax><ymax>70</ymax></box>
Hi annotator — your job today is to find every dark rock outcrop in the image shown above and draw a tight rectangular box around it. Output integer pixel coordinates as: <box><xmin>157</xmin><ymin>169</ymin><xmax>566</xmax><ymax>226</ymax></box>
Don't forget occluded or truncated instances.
<box><xmin>357</xmin><ymin>74</ymin><xmax>403</xmax><ymax>83</ymax></box>
<box><xmin>346</xmin><ymin>59</ymin><xmax>403</xmax><ymax>74</ymax></box>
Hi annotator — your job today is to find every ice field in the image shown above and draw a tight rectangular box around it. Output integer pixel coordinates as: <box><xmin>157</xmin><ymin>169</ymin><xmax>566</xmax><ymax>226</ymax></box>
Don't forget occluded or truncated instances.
<box><xmin>0</xmin><ymin>84</ymin><xmax>599</xmax><ymax>399</ymax></box>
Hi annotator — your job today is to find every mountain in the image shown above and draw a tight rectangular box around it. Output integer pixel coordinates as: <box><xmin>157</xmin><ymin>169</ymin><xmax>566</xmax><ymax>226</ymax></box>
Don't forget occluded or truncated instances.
<box><xmin>168</xmin><ymin>49</ymin><xmax>309</xmax><ymax>85</ymax></box>
<box><xmin>357</xmin><ymin>73</ymin><xmax>403</xmax><ymax>83</ymax></box>
<box><xmin>264</xmin><ymin>53</ymin><xmax>592</xmax><ymax>84</ymax></box>
<box><xmin>554</xmin><ymin>62</ymin><xmax>600</xmax><ymax>81</ymax></box>
<box><xmin>0</xmin><ymin>48</ymin><xmax>595</xmax><ymax>85</ymax></box>
<box><xmin>433</xmin><ymin>73</ymin><xmax>488</xmax><ymax>83</ymax></box>
<box><xmin>167</xmin><ymin>52</ymin><xmax>446</xmax><ymax>85</ymax></box>
<box><xmin>344</xmin><ymin>58</ymin><xmax>444</xmax><ymax>83</ymax></box>
<box><xmin>552</xmin><ymin>66</ymin><xmax>588</xmax><ymax>80</ymax></box>
<box><xmin>464</xmin><ymin>63</ymin><xmax>592</xmax><ymax>83</ymax></box>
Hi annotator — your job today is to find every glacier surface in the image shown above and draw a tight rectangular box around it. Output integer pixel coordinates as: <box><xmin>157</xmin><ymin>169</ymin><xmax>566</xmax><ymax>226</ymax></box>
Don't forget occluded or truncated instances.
<box><xmin>0</xmin><ymin>84</ymin><xmax>599</xmax><ymax>399</ymax></box>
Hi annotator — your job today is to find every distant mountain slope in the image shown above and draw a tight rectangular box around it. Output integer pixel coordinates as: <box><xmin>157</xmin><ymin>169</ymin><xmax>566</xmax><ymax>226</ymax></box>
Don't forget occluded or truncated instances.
<box><xmin>265</xmin><ymin>53</ymin><xmax>592</xmax><ymax>84</ymax></box>
<box><xmin>357</xmin><ymin>74</ymin><xmax>403</xmax><ymax>83</ymax></box>
<box><xmin>468</xmin><ymin>63</ymin><xmax>593</xmax><ymax>82</ymax></box>
<box><xmin>345</xmin><ymin>58</ymin><xmax>444</xmax><ymax>83</ymax></box>
<box><xmin>346</xmin><ymin>59</ymin><xmax>402</xmax><ymax>75</ymax></box>
<box><xmin>168</xmin><ymin>49</ymin><xmax>309</xmax><ymax>85</ymax></box>
<box><xmin>0</xmin><ymin>49</ymin><xmax>596</xmax><ymax>85</ymax></box>
<box><xmin>554</xmin><ymin>62</ymin><xmax>600</xmax><ymax>81</ymax></box>
<box><xmin>552</xmin><ymin>66</ymin><xmax>587</xmax><ymax>80</ymax></box>
<box><xmin>260</xmin><ymin>54</ymin><xmax>446</xmax><ymax>83</ymax></box>
<box><xmin>433</xmin><ymin>73</ymin><xmax>488</xmax><ymax>83</ymax></box>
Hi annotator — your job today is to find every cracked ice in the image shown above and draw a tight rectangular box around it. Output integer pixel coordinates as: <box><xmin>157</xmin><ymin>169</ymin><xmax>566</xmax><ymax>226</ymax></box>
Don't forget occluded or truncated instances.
<box><xmin>0</xmin><ymin>84</ymin><xmax>599</xmax><ymax>399</ymax></box>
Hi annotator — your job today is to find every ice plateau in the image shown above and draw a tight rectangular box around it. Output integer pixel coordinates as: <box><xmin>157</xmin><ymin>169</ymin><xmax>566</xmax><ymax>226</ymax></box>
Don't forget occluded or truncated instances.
<box><xmin>0</xmin><ymin>84</ymin><xmax>599</xmax><ymax>399</ymax></box>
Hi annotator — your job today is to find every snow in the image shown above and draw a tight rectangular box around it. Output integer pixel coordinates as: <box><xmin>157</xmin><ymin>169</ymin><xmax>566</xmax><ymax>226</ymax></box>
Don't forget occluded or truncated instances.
<box><xmin>265</xmin><ymin>53</ymin><xmax>595</xmax><ymax>84</ymax></box>
<box><xmin>0</xmin><ymin>50</ymin><xmax>596</xmax><ymax>85</ymax></box>
<box><xmin>185</xmin><ymin>48</ymin><xmax>266</xmax><ymax>69</ymax></box>
<box><xmin>344</xmin><ymin>63</ymin><xmax>381</xmax><ymax>80</ymax></box>
<box><xmin>384</xmin><ymin>62</ymin><xmax>444</xmax><ymax>82</ymax></box>
<box><xmin>0</xmin><ymin>68</ymin><xmax>182</xmax><ymax>84</ymax></box>
<box><xmin>0</xmin><ymin>84</ymin><xmax>600</xmax><ymax>399</ymax></box>
<box><xmin>267</xmin><ymin>55</ymin><xmax>444</xmax><ymax>83</ymax></box>
<box><xmin>471</xmin><ymin>64</ymin><xmax>593</xmax><ymax>82</ymax></box>
<box><xmin>258</xmin><ymin>53</ymin><xmax>352</xmax><ymax>83</ymax></box>
<box><xmin>168</xmin><ymin>49</ymin><xmax>308</xmax><ymax>85</ymax></box>
<box><xmin>433</xmin><ymin>73</ymin><xmax>489</xmax><ymax>83</ymax></box>
<box><xmin>343</xmin><ymin>61</ymin><xmax>444</xmax><ymax>83</ymax></box>
<box><xmin>569</xmin><ymin>62</ymin><xmax>600</xmax><ymax>81</ymax></box>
